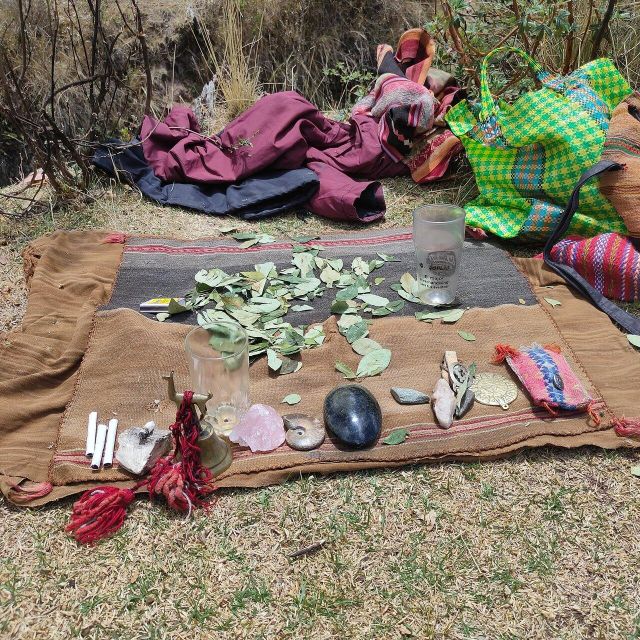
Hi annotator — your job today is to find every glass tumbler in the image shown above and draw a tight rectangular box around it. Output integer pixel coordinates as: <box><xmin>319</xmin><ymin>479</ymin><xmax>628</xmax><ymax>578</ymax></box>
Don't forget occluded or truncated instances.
<box><xmin>185</xmin><ymin>322</ymin><xmax>250</xmax><ymax>437</ymax></box>
<box><xmin>413</xmin><ymin>204</ymin><xmax>466</xmax><ymax>306</ymax></box>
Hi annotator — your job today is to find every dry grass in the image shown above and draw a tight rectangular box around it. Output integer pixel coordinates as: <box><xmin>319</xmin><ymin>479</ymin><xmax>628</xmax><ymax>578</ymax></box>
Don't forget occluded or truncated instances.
<box><xmin>2</xmin><ymin>177</ymin><xmax>640</xmax><ymax>639</ymax></box>
<box><xmin>194</xmin><ymin>0</ymin><xmax>262</xmax><ymax>121</ymax></box>
<box><xmin>1</xmin><ymin>451</ymin><xmax>640</xmax><ymax>639</ymax></box>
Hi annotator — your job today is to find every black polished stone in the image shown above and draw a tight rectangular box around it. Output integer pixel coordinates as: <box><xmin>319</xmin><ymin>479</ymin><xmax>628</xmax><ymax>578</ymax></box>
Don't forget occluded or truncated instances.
<box><xmin>323</xmin><ymin>385</ymin><xmax>382</xmax><ymax>448</ymax></box>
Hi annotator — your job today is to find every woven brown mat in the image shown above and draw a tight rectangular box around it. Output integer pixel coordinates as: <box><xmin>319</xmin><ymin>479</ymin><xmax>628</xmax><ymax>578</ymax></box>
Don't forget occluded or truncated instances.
<box><xmin>2</xmin><ymin>231</ymin><xmax>639</xmax><ymax>506</ymax></box>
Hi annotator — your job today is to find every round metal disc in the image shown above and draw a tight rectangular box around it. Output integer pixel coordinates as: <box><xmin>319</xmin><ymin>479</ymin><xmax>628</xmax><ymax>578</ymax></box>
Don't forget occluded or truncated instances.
<box><xmin>470</xmin><ymin>373</ymin><xmax>518</xmax><ymax>410</ymax></box>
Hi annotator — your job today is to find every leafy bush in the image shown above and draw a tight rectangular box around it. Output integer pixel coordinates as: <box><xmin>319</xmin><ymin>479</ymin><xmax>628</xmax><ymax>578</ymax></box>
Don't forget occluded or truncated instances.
<box><xmin>426</xmin><ymin>0</ymin><xmax>639</xmax><ymax>98</ymax></box>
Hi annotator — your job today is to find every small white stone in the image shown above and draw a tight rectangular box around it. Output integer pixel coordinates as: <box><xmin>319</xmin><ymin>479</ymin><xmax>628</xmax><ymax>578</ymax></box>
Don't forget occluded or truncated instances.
<box><xmin>115</xmin><ymin>421</ymin><xmax>172</xmax><ymax>476</ymax></box>
<box><xmin>432</xmin><ymin>379</ymin><xmax>456</xmax><ymax>429</ymax></box>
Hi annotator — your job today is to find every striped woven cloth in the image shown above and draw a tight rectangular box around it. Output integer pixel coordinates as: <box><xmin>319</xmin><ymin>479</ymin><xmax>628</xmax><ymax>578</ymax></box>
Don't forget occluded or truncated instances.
<box><xmin>538</xmin><ymin>233</ymin><xmax>640</xmax><ymax>302</ymax></box>
<box><xmin>351</xmin><ymin>28</ymin><xmax>464</xmax><ymax>183</ymax></box>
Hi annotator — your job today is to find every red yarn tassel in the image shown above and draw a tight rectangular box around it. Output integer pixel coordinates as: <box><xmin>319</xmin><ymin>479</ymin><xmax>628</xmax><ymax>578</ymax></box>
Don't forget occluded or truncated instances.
<box><xmin>541</xmin><ymin>401</ymin><xmax>559</xmax><ymax>417</ymax></box>
<box><xmin>147</xmin><ymin>391</ymin><xmax>216</xmax><ymax>513</ymax></box>
<box><xmin>65</xmin><ymin>485</ymin><xmax>139</xmax><ymax>544</ymax></box>
<box><xmin>492</xmin><ymin>344</ymin><xmax>520</xmax><ymax>364</ymax></box>
<box><xmin>66</xmin><ymin>391</ymin><xmax>217</xmax><ymax>544</ymax></box>
<box><xmin>613</xmin><ymin>418</ymin><xmax>640</xmax><ymax>438</ymax></box>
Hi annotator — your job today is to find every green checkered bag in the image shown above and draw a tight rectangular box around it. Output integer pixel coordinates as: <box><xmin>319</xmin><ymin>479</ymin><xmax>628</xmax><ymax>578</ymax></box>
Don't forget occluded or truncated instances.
<box><xmin>446</xmin><ymin>47</ymin><xmax>631</xmax><ymax>239</ymax></box>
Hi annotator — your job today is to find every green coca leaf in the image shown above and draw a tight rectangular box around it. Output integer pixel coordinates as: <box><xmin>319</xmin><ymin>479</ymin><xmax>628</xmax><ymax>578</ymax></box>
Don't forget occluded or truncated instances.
<box><xmin>382</xmin><ymin>428</ymin><xmax>409</xmax><ymax>445</ymax></box>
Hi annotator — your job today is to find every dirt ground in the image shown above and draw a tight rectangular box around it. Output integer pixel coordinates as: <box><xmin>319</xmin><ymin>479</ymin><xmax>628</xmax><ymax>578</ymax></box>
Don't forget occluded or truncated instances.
<box><xmin>1</xmin><ymin>178</ymin><xmax>640</xmax><ymax>639</ymax></box>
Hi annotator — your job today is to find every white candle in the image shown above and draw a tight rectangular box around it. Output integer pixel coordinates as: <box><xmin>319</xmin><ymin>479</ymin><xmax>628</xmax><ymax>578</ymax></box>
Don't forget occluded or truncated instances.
<box><xmin>85</xmin><ymin>411</ymin><xmax>98</xmax><ymax>458</ymax></box>
<box><xmin>102</xmin><ymin>418</ymin><xmax>118</xmax><ymax>468</ymax></box>
<box><xmin>91</xmin><ymin>423</ymin><xmax>108</xmax><ymax>470</ymax></box>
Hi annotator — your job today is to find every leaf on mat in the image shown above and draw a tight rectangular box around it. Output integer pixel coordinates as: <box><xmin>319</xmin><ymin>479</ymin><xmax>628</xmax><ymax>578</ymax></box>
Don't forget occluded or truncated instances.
<box><xmin>382</xmin><ymin>428</ymin><xmax>409</xmax><ymax>445</ymax></box>
<box><xmin>156</xmin><ymin>312</ymin><xmax>170</xmax><ymax>322</ymax></box>
<box><xmin>400</xmin><ymin>272</ymin><xmax>417</xmax><ymax>295</ymax></box>
<box><xmin>320</xmin><ymin>266</ymin><xmax>341</xmax><ymax>287</ymax></box>
<box><xmin>385</xmin><ymin>300</ymin><xmax>405</xmax><ymax>312</ymax></box>
<box><xmin>331</xmin><ymin>300</ymin><xmax>350</xmax><ymax>314</ymax></box>
<box><xmin>627</xmin><ymin>335</ymin><xmax>640</xmax><ymax>349</ymax></box>
<box><xmin>352</xmin><ymin>256</ymin><xmax>370</xmax><ymax>277</ymax></box>
<box><xmin>544</xmin><ymin>297</ymin><xmax>562</xmax><ymax>308</ymax></box>
<box><xmin>291</xmin><ymin>304</ymin><xmax>314</xmax><ymax>312</ymax></box>
<box><xmin>254</xmin><ymin>261</ymin><xmax>276</xmax><ymax>278</ymax></box>
<box><xmin>292</xmin><ymin>278</ymin><xmax>322</xmax><ymax>297</ymax></box>
<box><xmin>282</xmin><ymin>393</ymin><xmax>301</xmax><ymax>405</ymax></box>
<box><xmin>631</xmin><ymin>465</ymin><xmax>640</xmax><ymax>478</ymax></box>
<box><xmin>218</xmin><ymin>223</ymin><xmax>238</xmax><ymax>234</ymax></box>
<box><xmin>231</xmin><ymin>231</ymin><xmax>259</xmax><ymax>241</ymax></box>
<box><xmin>357</xmin><ymin>348</ymin><xmax>391</xmax><ymax>378</ymax></box>
<box><xmin>371</xmin><ymin>307</ymin><xmax>392</xmax><ymax>317</ymax></box>
<box><xmin>357</xmin><ymin>293</ymin><xmax>390</xmax><ymax>307</ymax></box>
<box><xmin>345</xmin><ymin>320</ymin><xmax>369</xmax><ymax>344</ymax></box>
<box><xmin>245</xmin><ymin>298</ymin><xmax>281</xmax><ymax>314</ymax></box>
<box><xmin>415</xmin><ymin>309</ymin><xmax>463</xmax><ymax>323</ymax></box>
<box><xmin>351</xmin><ymin>337</ymin><xmax>383</xmax><ymax>355</ymax></box>
<box><xmin>167</xmin><ymin>298</ymin><xmax>189</xmax><ymax>315</ymax></box>
<box><xmin>337</xmin><ymin>314</ymin><xmax>362</xmax><ymax>332</ymax></box>
<box><xmin>292</xmin><ymin>252</ymin><xmax>316</xmax><ymax>278</ymax></box>
<box><xmin>374</xmin><ymin>277</ymin><xmax>385</xmax><ymax>285</ymax></box>
<box><xmin>292</xmin><ymin>234</ymin><xmax>320</xmax><ymax>243</ymax></box>
<box><xmin>377</xmin><ymin>252</ymin><xmax>400</xmax><ymax>262</ymax></box>
<box><xmin>336</xmin><ymin>284</ymin><xmax>359</xmax><ymax>301</ymax></box>
<box><xmin>335</xmin><ymin>360</ymin><xmax>357</xmax><ymax>379</ymax></box>
<box><xmin>518</xmin><ymin>298</ymin><xmax>526</xmax><ymax>305</ymax></box>
<box><xmin>458</xmin><ymin>330</ymin><xmax>476</xmax><ymax>342</ymax></box>
<box><xmin>279</xmin><ymin>356</ymin><xmax>302</xmax><ymax>375</ymax></box>
<box><xmin>397</xmin><ymin>288</ymin><xmax>422</xmax><ymax>304</ymax></box>
<box><xmin>267</xmin><ymin>349</ymin><xmax>283</xmax><ymax>372</ymax></box>
<box><xmin>441</xmin><ymin>308</ymin><xmax>465</xmax><ymax>323</ymax></box>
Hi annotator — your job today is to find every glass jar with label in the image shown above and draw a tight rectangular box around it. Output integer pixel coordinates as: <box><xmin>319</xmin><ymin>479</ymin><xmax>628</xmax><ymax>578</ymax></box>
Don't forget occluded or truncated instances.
<box><xmin>413</xmin><ymin>204</ymin><xmax>466</xmax><ymax>306</ymax></box>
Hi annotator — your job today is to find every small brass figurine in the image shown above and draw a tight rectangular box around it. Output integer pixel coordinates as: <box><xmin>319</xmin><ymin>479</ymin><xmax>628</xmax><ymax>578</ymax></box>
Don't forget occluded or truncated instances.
<box><xmin>163</xmin><ymin>372</ymin><xmax>233</xmax><ymax>476</ymax></box>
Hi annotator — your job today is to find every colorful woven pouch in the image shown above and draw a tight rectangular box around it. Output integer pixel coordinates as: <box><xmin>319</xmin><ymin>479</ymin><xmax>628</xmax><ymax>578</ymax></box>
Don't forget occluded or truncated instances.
<box><xmin>446</xmin><ymin>47</ymin><xmax>631</xmax><ymax>240</ymax></box>
<box><xmin>536</xmin><ymin>232</ymin><xmax>640</xmax><ymax>302</ymax></box>
<box><xmin>493</xmin><ymin>343</ymin><xmax>598</xmax><ymax>421</ymax></box>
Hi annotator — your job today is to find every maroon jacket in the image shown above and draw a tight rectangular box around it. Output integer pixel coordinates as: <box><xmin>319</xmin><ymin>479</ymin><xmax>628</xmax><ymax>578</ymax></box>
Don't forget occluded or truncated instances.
<box><xmin>141</xmin><ymin>91</ymin><xmax>407</xmax><ymax>223</ymax></box>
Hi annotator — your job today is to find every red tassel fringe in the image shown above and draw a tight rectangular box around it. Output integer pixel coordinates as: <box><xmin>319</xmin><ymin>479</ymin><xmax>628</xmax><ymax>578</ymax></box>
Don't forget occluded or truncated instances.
<box><xmin>613</xmin><ymin>418</ymin><xmax>640</xmax><ymax>438</ymax></box>
<box><xmin>543</xmin><ymin>343</ymin><xmax>562</xmax><ymax>354</ymax></box>
<box><xmin>66</xmin><ymin>486</ymin><xmax>138</xmax><ymax>545</ymax></box>
<box><xmin>492</xmin><ymin>344</ymin><xmax>520</xmax><ymax>364</ymax></box>
<box><xmin>66</xmin><ymin>390</ymin><xmax>216</xmax><ymax>544</ymax></box>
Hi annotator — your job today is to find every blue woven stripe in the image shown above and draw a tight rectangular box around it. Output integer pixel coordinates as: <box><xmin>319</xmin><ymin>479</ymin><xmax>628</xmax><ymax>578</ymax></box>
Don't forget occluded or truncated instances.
<box><xmin>525</xmin><ymin>345</ymin><xmax>565</xmax><ymax>405</ymax></box>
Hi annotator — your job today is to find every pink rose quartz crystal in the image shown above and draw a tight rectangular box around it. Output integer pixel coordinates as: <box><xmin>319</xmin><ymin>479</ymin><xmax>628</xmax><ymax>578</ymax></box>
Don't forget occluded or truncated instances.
<box><xmin>229</xmin><ymin>404</ymin><xmax>285</xmax><ymax>452</ymax></box>
<box><xmin>432</xmin><ymin>378</ymin><xmax>456</xmax><ymax>429</ymax></box>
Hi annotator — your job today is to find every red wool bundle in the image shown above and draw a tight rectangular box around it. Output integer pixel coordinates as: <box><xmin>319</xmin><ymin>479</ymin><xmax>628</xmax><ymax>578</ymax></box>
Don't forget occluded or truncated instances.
<box><xmin>66</xmin><ymin>391</ymin><xmax>216</xmax><ymax>545</ymax></box>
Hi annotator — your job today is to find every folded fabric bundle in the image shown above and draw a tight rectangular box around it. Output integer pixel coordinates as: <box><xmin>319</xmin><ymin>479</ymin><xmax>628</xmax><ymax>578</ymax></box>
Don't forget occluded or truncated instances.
<box><xmin>600</xmin><ymin>92</ymin><xmax>640</xmax><ymax>237</ymax></box>
<box><xmin>536</xmin><ymin>232</ymin><xmax>640</xmax><ymax>302</ymax></box>
<box><xmin>352</xmin><ymin>28</ymin><xmax>464</xmax><ymax>183</ymax></box>
<box><xmin>92</xmin><ymin>139</ymin><xmax>319</xmax><ymax>220</ymax></box>
<box><xmin>141</xmin><ymin>92</ymin><xmax>407</xmax><ymax>224</ymax></box>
